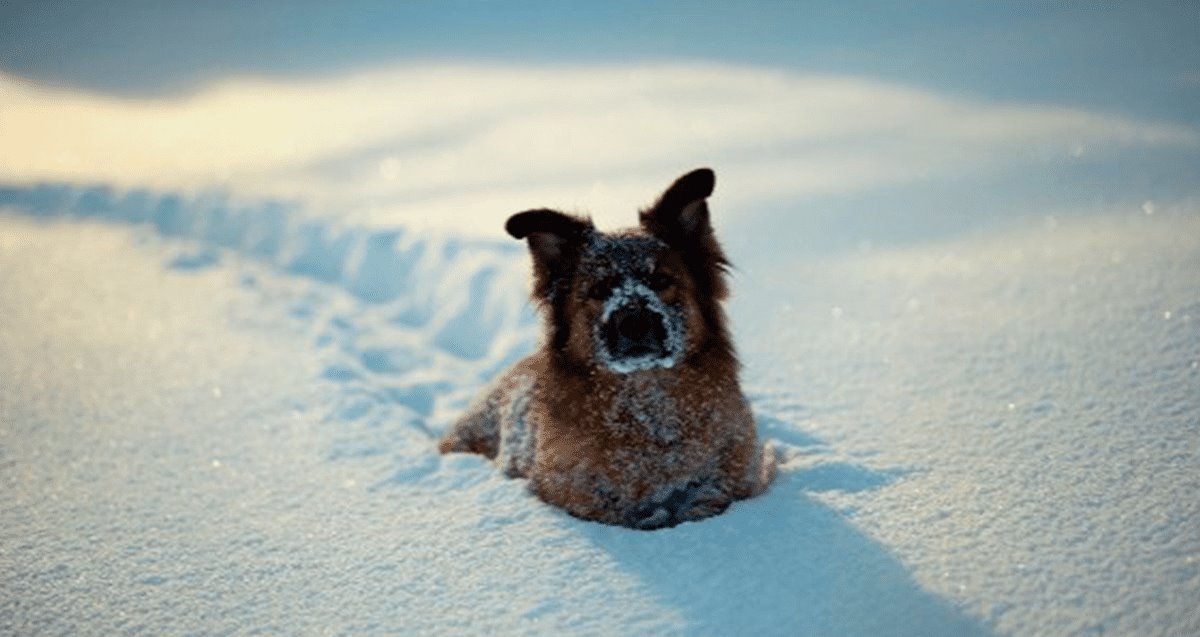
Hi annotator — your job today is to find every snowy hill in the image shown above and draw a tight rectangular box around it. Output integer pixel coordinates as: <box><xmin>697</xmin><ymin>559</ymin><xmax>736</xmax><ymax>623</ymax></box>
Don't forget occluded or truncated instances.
<box><xmin>2</xmin><ymin>182</ymin><xmax>1196</xmax><ymax>635</ymax></box>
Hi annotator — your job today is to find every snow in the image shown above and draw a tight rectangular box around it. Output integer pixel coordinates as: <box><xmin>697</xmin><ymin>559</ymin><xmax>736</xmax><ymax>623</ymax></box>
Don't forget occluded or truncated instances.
<box><xmin>738</xmin><ymin>209</ymin><xmax>1200</xmax><ymax>635</ymax></box>
<box><xmin>2</xmin><ymin>178</ymin><xmax>1197</xmax><ymax>636</ymax></box>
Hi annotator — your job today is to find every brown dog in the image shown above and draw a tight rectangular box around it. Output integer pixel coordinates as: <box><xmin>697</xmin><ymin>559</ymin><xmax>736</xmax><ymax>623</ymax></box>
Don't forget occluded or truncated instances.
<box><xmin>438</xmin><ymin>168</ymin><xmax>775</xmax><ymax>529</ymax></box>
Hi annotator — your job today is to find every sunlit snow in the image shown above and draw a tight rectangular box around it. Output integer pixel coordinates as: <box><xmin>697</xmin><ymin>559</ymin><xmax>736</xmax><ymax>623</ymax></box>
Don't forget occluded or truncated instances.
<box><xmin>2</xmin><ymin>51</ymin><xmax>1199</xmax><ymax>637</ymax></box>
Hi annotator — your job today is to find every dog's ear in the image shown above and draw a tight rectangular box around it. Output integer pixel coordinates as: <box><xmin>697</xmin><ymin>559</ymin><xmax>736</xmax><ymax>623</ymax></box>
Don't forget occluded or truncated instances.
<box><xmin>639</xmin><ymin>168</ymin><xmax>716</xmax><ymax>248</ymax></box>
<box><xmin>506</xmin><ymin>209</ymin><xmax>593</xmax><ymax>300</ymax></box>
<box><xmin>640</xmin><ymin>168</ymin><xmax>729</xmax><ymax>299</ymax></box>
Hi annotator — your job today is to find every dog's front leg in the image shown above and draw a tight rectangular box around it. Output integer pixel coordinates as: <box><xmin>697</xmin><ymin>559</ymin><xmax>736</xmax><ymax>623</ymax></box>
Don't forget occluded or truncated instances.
<box><xmin>439</xmin><ymin>357</ymin><xmax>539</xmax><ymax>461</ymax></box>
<box><xmin>438</xmin><ymin>395</ymin><xmax>502</xmax><ymax>458</ymax></box>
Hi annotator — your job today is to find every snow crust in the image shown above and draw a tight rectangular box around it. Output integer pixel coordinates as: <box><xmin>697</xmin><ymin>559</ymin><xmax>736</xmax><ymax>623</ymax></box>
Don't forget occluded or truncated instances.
<box><xmin>2</xmin><ymin>186</ymin><xmax>1198</xmax><ymax>636</ymax></box>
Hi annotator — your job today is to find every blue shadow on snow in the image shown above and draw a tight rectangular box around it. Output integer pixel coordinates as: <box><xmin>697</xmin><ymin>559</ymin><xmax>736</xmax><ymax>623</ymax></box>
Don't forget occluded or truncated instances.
<box><xmin>577</xmin><ymin>466</ymin><xmax>993</xmax><ymax>637</ymax></box>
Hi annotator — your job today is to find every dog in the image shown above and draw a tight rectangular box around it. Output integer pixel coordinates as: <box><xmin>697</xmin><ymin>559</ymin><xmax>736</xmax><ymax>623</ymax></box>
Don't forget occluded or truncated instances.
<box><xmin>438</xmin><ymin>168</ymin><xmax>776</xmax><ymax>529</ymax></box>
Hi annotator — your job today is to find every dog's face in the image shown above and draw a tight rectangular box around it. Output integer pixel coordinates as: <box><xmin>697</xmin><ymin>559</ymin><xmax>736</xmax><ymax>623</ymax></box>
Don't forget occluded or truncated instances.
<box><xmin>572</xmin><ymin>231</ymin><xmax>690</xmax><ymax>373</ymax></box>
<box><xmin>507</xmin><ymin>168</ymin><xmax>732</xmax><ymax>373</ymax></box>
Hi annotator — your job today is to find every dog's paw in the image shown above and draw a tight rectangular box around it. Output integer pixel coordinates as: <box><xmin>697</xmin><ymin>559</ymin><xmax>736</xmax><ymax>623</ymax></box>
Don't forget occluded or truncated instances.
<box><xmin>624</xmin><ymin>479</ymin><xmax>731</xmax><ymax>529</ymax></box>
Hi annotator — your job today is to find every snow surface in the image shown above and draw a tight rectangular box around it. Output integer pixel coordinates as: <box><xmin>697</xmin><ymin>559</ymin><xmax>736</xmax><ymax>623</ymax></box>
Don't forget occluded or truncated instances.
<box><xmin>1</xmin><ymin>186</ymin><xmax>1198</xmax><ymax>637</ymax></box>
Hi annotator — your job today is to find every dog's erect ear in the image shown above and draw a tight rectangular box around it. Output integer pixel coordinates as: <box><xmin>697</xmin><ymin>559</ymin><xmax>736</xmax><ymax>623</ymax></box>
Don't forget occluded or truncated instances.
<box><xmin>506</xmin><ymin>209</ymin><xmax>593</xmax><ymax>300</ymax></box>
<box><xmin>640</xmin><ymin>168</ymin><xmax>730</xmax><ymax>303</ymax></box>
<box><xmin>506</xmin><ymin>209</ymin><xmax>592</xmax><ymax>264</ymax></box>
<box><xmin>640</xmin><ymin>168</ymin><xmax>716</xmax><ymax>248</ymax></box>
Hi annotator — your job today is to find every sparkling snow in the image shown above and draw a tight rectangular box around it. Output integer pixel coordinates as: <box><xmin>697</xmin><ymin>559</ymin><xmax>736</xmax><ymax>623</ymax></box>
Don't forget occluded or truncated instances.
<box><xmin>2</xmin><ymin>183</ymin><xmax>1197</xmax><ymax>635</ymax></box>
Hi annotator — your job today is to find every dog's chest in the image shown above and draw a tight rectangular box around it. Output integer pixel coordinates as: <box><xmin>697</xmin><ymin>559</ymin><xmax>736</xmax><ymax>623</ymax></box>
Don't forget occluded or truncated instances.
<box><xmin>599</xmin><ymin>375</ymin><xmax>688</xmax><ymax>445</ymax></box>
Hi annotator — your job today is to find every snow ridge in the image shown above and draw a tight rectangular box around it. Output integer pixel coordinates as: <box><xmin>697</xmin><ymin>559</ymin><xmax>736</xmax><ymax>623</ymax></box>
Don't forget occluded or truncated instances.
<box><xmin>0</xmin><ymin>182</ymin><xmax>540</xmax><ymax>474</ymax></box>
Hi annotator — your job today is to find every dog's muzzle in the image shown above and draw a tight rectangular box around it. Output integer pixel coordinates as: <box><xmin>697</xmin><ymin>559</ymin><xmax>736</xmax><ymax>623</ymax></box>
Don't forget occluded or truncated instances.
<box><xmin>595</xmin><ymin>279</ymin><xmax>684</xmax><ymax>373</ymax></box>
<box><xmin>603</xmin><ymin>302</ymin><xmax>670</xmax><ymax>361</ymax></box>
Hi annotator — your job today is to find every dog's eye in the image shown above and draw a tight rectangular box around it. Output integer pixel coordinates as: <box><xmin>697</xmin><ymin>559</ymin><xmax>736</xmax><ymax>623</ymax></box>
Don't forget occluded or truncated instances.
<box><xmin>648</xmin><ymin>272</ymin><xmax>675</xmax><ymax>291</ymax></box>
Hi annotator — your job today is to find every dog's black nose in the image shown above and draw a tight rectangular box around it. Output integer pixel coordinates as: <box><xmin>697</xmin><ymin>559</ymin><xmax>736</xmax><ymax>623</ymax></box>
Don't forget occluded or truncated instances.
<box><xmin>605</xmin><ymin>305</ymin><xmax>669</xmax><ymax>359</ymax></box>
<box><xmin>616</xmin><ymin>308</ymin><xmax>658</xmax><ymax>341</ymax></box>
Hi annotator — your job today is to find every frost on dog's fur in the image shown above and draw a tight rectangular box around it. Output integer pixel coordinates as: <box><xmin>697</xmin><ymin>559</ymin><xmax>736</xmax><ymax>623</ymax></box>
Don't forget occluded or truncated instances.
<box><xmin>594</xmin><ymin>279</ymin><xmax>685</xmax><ymax>374</ymax></box>
<box><xmin>496</xmin><ymin>374</ymin><xmax>535</xmax><ymax>477</ymax></box>
<box><xmin>439</xmin><ymin>168</ymin><xmax>776</xmax><ymax>529</ymax></box>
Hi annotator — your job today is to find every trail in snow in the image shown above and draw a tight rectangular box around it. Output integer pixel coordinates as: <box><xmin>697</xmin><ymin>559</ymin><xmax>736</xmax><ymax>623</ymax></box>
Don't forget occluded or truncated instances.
<box><xmin>1</xmin><ymin>187</ymin><xmax>983</xmax><ymax>637</ymax></box>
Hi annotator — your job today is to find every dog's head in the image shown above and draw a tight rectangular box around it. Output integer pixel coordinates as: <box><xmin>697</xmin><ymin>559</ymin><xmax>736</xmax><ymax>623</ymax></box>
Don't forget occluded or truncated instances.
<box><xmin>507</xmin><ymin>168</ymin><xmax>732</xmax><ymax>374</ymax></box>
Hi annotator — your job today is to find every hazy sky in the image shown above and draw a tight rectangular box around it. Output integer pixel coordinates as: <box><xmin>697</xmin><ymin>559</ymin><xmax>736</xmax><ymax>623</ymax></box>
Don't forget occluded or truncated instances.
<box><xmin>3</xmin><ymin>2</ymin><xmax>1198</xmax><ymax>124</ymax></box>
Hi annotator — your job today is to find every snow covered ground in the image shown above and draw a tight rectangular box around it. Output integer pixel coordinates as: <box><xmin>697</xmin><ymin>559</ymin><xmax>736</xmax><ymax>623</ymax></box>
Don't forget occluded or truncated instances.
<box><xmin>2</xmin><ymin>9</ymin><xmax>1199</xmax><ymax>627</ymax></box>
<box><xmin>1</xmin><ymin>176</ymin><xmax>1197</xmax><ymax>635</ymax></box>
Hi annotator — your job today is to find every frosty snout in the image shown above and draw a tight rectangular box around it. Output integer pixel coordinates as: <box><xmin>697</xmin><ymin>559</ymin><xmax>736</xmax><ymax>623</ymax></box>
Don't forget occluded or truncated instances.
<box><xmin>594</xmin><ymin>279</ymin><xmax>685</xmax><ymax>373</ymax></box>
<box><xmin>603</xmin><ymin>302</ymin><xmax>670</xmax><ymax>360</ymax></box>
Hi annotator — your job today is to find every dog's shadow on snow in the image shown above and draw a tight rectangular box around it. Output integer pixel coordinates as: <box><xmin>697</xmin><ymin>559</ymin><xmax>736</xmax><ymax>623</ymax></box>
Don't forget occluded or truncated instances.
<box><xmin>575</xmin><ymin>415</ymin><xmax>995</xmax><ymax>637</ymax></box>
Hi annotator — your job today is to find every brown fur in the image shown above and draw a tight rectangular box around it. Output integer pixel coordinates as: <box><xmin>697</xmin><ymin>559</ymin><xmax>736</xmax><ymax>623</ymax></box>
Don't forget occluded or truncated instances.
<box><xmin>439</xmin><ymin>168</ymin><xmax>776</xmax><ymax>529</ymax></box>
